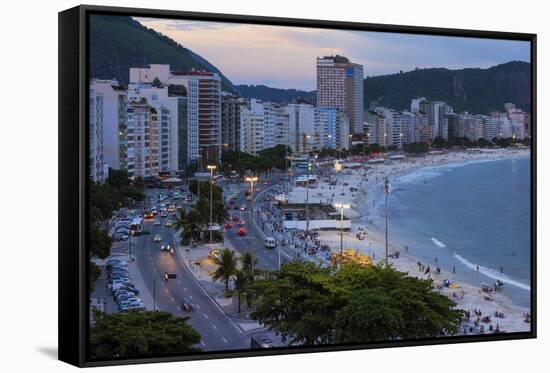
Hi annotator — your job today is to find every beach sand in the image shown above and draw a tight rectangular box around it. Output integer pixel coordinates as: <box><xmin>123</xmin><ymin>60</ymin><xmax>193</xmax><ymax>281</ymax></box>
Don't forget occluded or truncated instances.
<box><xmin>287</xmin><ymin>148</ymin><xmax>531</xmax><ymax>334</ymax></box>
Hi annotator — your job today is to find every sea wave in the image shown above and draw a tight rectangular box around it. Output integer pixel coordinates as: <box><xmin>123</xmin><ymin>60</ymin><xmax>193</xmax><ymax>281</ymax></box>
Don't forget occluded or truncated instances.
<box><xmin>452</xmin><ymin>253</ymin><xmax>531</xmax><ymax>291</ymax></box>
<box><xmin>431</xmin><ymin>237</ymin><xmax>446</xmax><ymax>248</ymax></box>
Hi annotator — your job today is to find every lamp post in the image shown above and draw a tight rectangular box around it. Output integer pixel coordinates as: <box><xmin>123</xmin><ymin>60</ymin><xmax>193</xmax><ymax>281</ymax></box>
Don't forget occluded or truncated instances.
<box><xmin>197</xmin><ymin>155</ymin><xmax>202</xmax><ymax>202</ymax></box>
<box><xmin>207</xmin><ymin>164</ymin><xmax>216</xmax><ymax>244</ymax></box>
<box><xmin>245</xmin><ymin>176</ymin><xmax>258</xmax><ymax>227</ymax></box>
<box><xmin>400</xmin><ymin>132</ymin><xmax>404</xmax><ymax>150</ymax></box>
<box><xmin>384</xmin><ymin>177</ymin><xmax>391</xmax><ymax>266</ymax></box>
<box><xmin>334</xmin><ymin>203</ymin><xmax>350</xmax><ymax>263</ymax></box>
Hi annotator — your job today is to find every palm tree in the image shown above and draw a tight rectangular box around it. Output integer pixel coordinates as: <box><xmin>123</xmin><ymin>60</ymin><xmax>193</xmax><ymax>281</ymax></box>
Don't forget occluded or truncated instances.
<box><xmin>240</xmin><ymin>252</ymin><xmax>257</xmax><ymax>282</ymax></box>
<box><xmin>234</xmin><ymin>270</ymin><xmax>248</xmax><ymax>313</ymax></box>
<box><xmin>173</xmin><ymin>209</ymin><xmax>202</xmax><ymax>244</ymax></box>
<box><xmin>211</xmin><ymin>248</ymin><xmax>238</xmax><ymax>291</ymax></box>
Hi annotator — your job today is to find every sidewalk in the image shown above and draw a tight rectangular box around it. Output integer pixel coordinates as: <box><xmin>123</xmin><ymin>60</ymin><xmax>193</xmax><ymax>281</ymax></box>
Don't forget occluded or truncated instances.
<box><xmin>127</xmin><ymin>259</ymin><xmax>157</xmax><ymax>311</ymax></box>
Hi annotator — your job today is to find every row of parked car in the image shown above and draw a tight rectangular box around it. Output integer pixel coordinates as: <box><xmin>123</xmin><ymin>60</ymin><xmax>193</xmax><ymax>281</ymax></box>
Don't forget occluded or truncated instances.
<box><xmin>106</xmin><ymin>258</ymin><xmax>145</xmax><ymax>312</ymax></box>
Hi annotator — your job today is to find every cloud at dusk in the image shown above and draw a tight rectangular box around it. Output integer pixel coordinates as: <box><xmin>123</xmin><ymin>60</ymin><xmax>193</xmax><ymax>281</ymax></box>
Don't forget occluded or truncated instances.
<box><xmin>136</xmin><ymin>17</ymin><xmax>531</xmax><ymax>90</ymax></box>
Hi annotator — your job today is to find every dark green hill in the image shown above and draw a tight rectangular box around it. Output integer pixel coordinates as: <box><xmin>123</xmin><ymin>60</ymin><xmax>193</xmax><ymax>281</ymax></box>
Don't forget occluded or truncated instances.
<box><xmin>89</xmin><ymin>15</ymin><xmax>234</xmax><ymax>91</ymax></box>
<box><xmin>235</xmin><ymin>84</ymin><xmax>316</xmax><ymax>104</ymax></box>
<box><xmin>364</xmin><ymin>61</ymin><xmax>531</xmax><ymax>114</ymax></box>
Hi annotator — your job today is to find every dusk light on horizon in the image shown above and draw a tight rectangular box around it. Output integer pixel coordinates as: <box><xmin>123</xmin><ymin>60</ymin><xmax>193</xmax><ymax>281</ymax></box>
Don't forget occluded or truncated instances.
<box><xmin>135</xmin><ymin>17</ymin><xmax>530</xmax><ymax>90</ymax></box>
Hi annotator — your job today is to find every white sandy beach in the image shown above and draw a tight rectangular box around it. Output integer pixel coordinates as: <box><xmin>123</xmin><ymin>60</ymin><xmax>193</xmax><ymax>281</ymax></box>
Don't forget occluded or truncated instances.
<box><xmin>287</xmin><ymin>148</ymin><xmax>532</xmax><ymax>334</ymax></box>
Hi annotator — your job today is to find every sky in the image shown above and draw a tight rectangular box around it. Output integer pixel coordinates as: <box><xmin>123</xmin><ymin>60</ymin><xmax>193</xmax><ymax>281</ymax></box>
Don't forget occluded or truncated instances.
<box><xmin>135</xmin><ymin>17</ymin><xmax>531</xmax><ymax>91</ymax></box>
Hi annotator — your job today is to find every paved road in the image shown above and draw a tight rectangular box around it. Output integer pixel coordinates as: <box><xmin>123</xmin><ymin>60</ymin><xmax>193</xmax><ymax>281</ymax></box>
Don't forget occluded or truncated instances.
<box><xmin>224</xmin><ymin>174</ymin><xmax>298</xmax><ymax>271</ymax></box>
<box><xmin>134</xmin><ymin>217</ymin><xmax>249</xmax><ymax>351</ymax></box>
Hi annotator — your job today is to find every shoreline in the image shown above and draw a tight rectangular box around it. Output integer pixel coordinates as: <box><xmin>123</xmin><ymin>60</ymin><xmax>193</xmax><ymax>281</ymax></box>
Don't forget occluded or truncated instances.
<box><xmin>304</xmin><ymin>148</ymin><xmax>531</xmax><ymax>334</ymax></box>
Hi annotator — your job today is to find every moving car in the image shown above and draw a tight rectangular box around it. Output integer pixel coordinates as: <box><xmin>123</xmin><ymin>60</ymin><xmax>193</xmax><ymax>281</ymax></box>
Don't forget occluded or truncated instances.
<box><xmin>153</xmin><ymin>234</ymin><xmax>162</xmax><ymax>242</ymax></box>
<box><xmin>153</xmin><ymin>219</ymin><xmax>161</xmax><ymax>226</ymax></box>
<box><xmin>232</xmin><ymin>215</ymin><xmax>240</xmax><ymax>222</ymax></box>
<box><xmin>161</xmin><ymin>244</ymin><xmax>171</xmax><ymax>252</ymax></box>
<box><xmin>237</xmin><ymin>227</ymin><xmax>247</xmax><ymax>236</ymax></box>
<box><xmin>224</xmin><ymin>223</ymin><xmax>232</xmax><ymax>229</ymax></box>
<box><xmin>181</xmin><ymin>298</ymin><xmax>195</xmax><ymax>312</ymax></box>
<box><xmin>264</xmin><ymin>237</ymin><xmax>276</xmax><ymax>248</ymax></box>
<box><xmin>165</xmin><ymin>220</ymin><xmax>173</xmax><ymax>227</ymax></box>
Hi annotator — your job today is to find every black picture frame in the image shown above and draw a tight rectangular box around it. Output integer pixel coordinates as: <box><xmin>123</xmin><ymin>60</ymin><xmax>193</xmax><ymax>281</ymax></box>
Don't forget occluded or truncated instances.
<box><xmin>59</xmin><ymin>4</ymin><xmax>537</xmax><ymax>367</ymax></box>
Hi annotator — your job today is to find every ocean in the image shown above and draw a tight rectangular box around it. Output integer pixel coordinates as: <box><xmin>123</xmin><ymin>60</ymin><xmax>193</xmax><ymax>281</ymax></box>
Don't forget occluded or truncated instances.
<box><xmin>368</xmin><ymin>157</ymin><xmax>531</xmax><ymax>308</ymax></box>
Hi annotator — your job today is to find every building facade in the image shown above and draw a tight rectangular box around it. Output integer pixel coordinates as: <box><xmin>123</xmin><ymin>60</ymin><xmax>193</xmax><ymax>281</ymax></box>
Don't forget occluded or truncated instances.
<box><xmin>316</xmin><ymin>55</ymin><xmax>364</xmax><ymax>135</ymax></box>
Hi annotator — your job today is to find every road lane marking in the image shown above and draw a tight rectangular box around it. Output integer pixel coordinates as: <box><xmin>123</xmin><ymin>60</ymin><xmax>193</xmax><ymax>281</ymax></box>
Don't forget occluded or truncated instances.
<box><xmin>200</xmin><ymin>340</ymin><xmax>206</xmax><ymax>347</ymax></box>
<box><xmin>188</xmin><ymin>295</ymin><xmax>193</xmax><ymax>300</ymax></box>
<box><xmin>183</xmin><ymin>287</ymin><xmax>188</xmax><ymax>291</ymax></box>
<box><xmin>222</xmin><ymin>337</ymin><xmax>228</xmax><ymax>344</ymax></box>
<box><xmin>170</xmin><ymin>297</ymin><xmax>175</xmax><ymax>303</ymax></box>
<box><xmin>177</xmin><ymin>280</ymin><xmax>182</xmax><ymax>284</ymax></box>
<box><xmin>203</xmin><ymin>313</ymin><xmax>209</xmax><ymax>319</ymax></box>
<box><xmin>211</xmin><ymin>324</ymin><xmax>217</xmax><ymax>331</ymax></box>
<box><xmin>195</xmin><ymin>304</ymin><xmax>201</xmax><ymax>309</ymax></box>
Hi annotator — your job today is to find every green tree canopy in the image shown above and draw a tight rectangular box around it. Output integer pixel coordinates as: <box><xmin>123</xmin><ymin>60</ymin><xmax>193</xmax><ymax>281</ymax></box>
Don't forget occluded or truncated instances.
<box><xmin>211</xmin><ymin>248</ymin><xmax>238</xmax><ymax>291</ymax></box>
<box><xmin>90</xmin><ymin>310</ymin><xmax>201</xmax><ymax>359</ymax></box>
<box><xmin>250</xmin><ymin>261</ymin><xmax>463</xmax><ymax>346</ymax></box>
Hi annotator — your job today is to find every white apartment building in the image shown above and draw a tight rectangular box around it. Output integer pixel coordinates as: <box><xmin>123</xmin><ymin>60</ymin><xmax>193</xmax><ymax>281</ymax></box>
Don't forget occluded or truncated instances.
<box><xmin>90</xmin><ymin>80</ymin><xmax>127</xmax><ymax>171</ymax></box>
<box><xmin>315</xmin><ymin>108</ymin><xmax>349</xmax><ymax>151</ymax></box>
<box><xmin>89</xmin><ymin>87</ymin><xmax>106</xmax><ymax>183</ymax></box>
<box><xmin>129</xmin><ymin>64</ymin><xmax>217</xmax><ymax>163</ymax></box>
<box><xmin>285</xmin><ymin>103</ymin><xmax>316</xmax><ymax>154</ymax></box>
<box><xmin>374</xmin><ymin>107</ymin><xmax>404</xmax><ymax>149</ymax></box>
<box><xmin>240</xmin><ymin>106</ymin><xmax>264</xmax><ymax>155</ymax></box>
<box><xmin>125</xmin><ymin>94</ymin><xmax>171</xmax><ymax>178</ymax></box>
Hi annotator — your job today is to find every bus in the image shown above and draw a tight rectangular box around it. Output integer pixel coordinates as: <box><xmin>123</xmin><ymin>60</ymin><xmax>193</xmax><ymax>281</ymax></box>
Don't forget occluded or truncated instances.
<box><xmin>130</xmin><ymin>217</ymin><xmax>143</xmax><ymax>233</ymax></box>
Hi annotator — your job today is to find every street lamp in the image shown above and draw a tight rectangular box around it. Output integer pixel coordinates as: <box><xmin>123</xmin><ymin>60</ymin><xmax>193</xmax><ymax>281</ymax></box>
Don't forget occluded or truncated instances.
<box><xmin>400</xmin><ymin>132</ymin><xmax>404</xmax><ymax>150</ymax></box>
<box><xmin>384</xmin><ymin>177</ymin><xmax>391</xmax><ymax>266</ymax></box>
<box><xmin>245</xmin><ymin>176</ymin><xmax>258</xmax><ymax>227</ymax></box>
<box><xmin>334</xmin><ymin>203</ymin><xmax>350</xmax><ymax>263</ymax></box>
<box><xmin>207</xmin><ymin>164</ymin><xmax>217</xmax><ymax>244</ymax></box>
<box><xmin>153</xmin><ymin>272</ymin><xmax>177</xmax><ymax>312</ymax></box>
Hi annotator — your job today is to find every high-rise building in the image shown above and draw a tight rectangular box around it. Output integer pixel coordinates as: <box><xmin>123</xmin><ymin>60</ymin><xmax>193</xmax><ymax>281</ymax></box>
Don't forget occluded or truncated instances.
<box><xmin>127</xmin><ymin>83</ymin><xmax>190</xmax><ymax>172</ymax></box>
<box><xmin>125</xmin><ymin>91</ymin><xmax>171</xmax><ymax>178</ymax></box>
<box><xmin>417</xmin><ymin>99</ymin><xmax>450</xmax><ymax>140</ymax></box>
<box><xmin>221</xmin><ymin>93</ymin><xmax>244</xmax><ymax>152</ymax></box>
<box><xmin>129</xmin><ymin>64</ymin><xmax>219</xmax><ymax>164</ymax></box>
<box><xmin>240</xmin><ymin>106</ymin><xmax>264</xmax><ymax>155</ymax></box>
<box><xmin>315</xmin><ymin>108</ymin><xmax>349</xmax><ymax>150</ymax></box>
<box><xmin>89</xmin><ymin>87</ymin><xmax>106</xmax><ymax>183</ymax></box>
<box><xmin>90</xmin><ymin>80</ymin><xmax>128</xmax><ymax>171</ymax></box>
<box><xmin>285</xmin><ymin>103</ymin><xmax>316</xmax><ymax>154</ymax></box>
<box><xmin>316</xmin><ymin>55</ymin><xmax>364</xmax><ymax>135</ymax></box>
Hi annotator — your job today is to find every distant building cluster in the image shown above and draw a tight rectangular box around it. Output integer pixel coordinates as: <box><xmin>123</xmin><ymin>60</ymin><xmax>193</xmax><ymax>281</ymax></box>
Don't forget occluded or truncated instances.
<box><xmin>363</xmin><ymin>98</ymin><xmax>530</xmax><ymax>150</ymax></box>
<box><xmin>89</xmin><ymin>58</ymin><xmax>530</xmax><ymax>183</ymax></box>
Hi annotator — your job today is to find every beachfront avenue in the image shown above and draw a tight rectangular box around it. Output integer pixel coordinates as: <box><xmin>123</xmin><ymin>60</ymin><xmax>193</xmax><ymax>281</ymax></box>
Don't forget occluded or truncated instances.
<box><xmin>89</xmin><ymin>147</ymin><xmax>531</xmax><ymax>357</ymax></box>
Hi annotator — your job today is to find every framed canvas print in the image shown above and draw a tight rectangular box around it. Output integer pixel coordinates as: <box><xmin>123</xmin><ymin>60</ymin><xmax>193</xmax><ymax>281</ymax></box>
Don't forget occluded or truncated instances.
<box><xmin>58</xmin><ymin>4</ymin><xmax>537</xmax><ymax>367</ymax></box>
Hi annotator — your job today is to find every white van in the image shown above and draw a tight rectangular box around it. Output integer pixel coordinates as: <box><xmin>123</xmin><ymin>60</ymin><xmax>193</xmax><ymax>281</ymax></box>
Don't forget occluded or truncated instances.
<box><xmin>264</xmin><ymin>237</ymin><xmax>276</xmax><ymax>249</ymax></box>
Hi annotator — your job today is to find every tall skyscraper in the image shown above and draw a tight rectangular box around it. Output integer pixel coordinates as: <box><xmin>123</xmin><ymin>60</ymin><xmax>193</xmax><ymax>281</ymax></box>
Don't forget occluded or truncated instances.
<box><xmin>316</xmin><ymin>55</ymin><xmax>364</xmax><ymax>135</ymax></box>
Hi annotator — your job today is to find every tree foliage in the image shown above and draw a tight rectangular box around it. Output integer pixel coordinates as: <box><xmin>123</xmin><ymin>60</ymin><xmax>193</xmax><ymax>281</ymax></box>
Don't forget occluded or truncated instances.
<box><xmin>250</xmin><ymin>261</ymin><xmax>463</xmax><ymax>346</ymax></box>
<box><xmin>211</xmin><ymin>249</ymin><xmax>238</xmax><ymax>291</ymax></box>
<box><xmin>89</xmin><ymin>310</ymin><xmax>201</xmax><ymax>359</ymax></box>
